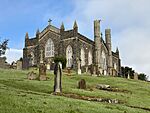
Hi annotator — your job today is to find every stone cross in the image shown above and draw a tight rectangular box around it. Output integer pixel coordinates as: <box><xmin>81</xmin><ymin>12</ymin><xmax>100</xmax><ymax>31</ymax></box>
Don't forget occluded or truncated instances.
<box><xmin>48</xmin><ymin>19</ymin><xmax>52</xmax><ymax>25</ymax></box>
<box><xmin>134</xmin><ymin>72</ymin><xmax>138</xmax><ymax>80</ymax></box>
<box><xmin>54</xmin><ymin>62</ymin><xmax>62</xmax><ymax>93</ymax></box>
<box><xmin>77</xmin><ymin>58</ymin><xmax>81</xmax><ymax>75</ymax></box>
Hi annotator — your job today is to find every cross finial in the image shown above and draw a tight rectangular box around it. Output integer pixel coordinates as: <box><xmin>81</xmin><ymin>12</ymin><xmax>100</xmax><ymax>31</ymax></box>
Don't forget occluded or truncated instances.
<box><xmin>48</xmin><ymin>19</ymin><xmax>52</xmax><ymax>25</ymax></box>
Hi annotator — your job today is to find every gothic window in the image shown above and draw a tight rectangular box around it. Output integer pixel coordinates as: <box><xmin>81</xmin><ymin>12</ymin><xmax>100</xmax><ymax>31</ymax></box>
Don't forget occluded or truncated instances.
<box><xmin>114</xmin><ymin>63</ymin><xmax>117</xmax><ymax>70</ymax></box>
<box><xmin>81</xmin><ymin>48</ymin><xmax>85</xmax><ymax>66</ymax></box>
<box><xmin>101</xmin><ymin>51</ymin><xmax>107</xmax><ymax>70</ymax></box>
<box><xmin>66</xmin><ymin>45</ymin><xmax>73</xmax><ymax>68</ymax></box>
<box><xmin>45</xmin><ymin>38</ymin><xmax>54</xmax><ymax>57</ymax></box>
<box><xmin>88</xmin><ymin>50</ymin><xmax>92</xmax><ymax>65</ymax></box>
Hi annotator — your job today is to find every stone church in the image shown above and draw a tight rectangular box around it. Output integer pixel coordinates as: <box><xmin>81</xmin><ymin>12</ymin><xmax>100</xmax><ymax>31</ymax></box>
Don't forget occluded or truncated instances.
<box><xmin>23</xmin><ymin>20</ymin><xmax>121</xmax><ymax>76</ymax></box>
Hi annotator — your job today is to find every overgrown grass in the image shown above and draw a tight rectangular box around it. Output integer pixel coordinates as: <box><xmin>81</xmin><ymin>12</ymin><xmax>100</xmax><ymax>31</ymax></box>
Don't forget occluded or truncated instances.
<box><xmin>0</xmin><ymin>68</ymin><xmax>150</xmax><ymax>113</ymax></box>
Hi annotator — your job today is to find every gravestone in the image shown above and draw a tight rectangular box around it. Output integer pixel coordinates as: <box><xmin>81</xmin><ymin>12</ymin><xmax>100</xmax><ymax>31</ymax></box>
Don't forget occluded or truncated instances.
<box><xmin>39</xmin><ymin>50</ymin><xmax>47</xmax><ymax>80</ymax></box>
<box><xmin>27</xmin><ymin>71</ymin><xmax>37</xmax><ymax>80</ymax></box>
<box><xmin>54</xmin><ymin>62</ymin><xmax>62</xmax><ymax>93</ymax></box>
<box><xmin>39</xmin><ymin>63</ymin><xmax>47</xmax><ymax>80</ymax></box>
<box><xmin>127</xmin><ymin>73</ymin><xmax>130</xmax><ymax>79</ymax></box>
<box><xmin>67</xmin><ymin>68</ymin><xmax>71</xmax><ymax>76</ymax></box>
<box><xmin>134</xmin><ymin>72</ymin><xmax>138</xmax><ymax>80</ymax></box>
<box><xmin>77</xmin><ymin>58</ymin><xmax>81</xmax><ymax>75</ymax></box>
<box><xmin>92</xmin><ymin>66</ymin><xmax>97</xmax><ymax>76</ymax></box>
<box><xmin>78</xmin><ymin>79</ymin><xmax>86</xmax><ymax>89</ymax></box>
<box><xmin>85</xmin><ymin>66</ymin><xmax>88</xmax><ymax>74</ymax></box>
<box><xmin>16</xmin><ymin>60</ymin><xmax>22</xmax><ymax>70</ymax></box>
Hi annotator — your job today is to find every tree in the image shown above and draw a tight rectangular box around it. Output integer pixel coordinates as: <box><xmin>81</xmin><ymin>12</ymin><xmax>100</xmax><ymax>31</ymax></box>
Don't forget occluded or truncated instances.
<box><xmin>138</xmin><ymin>73</ymin><xmax>147</xmax><ymax>81</ymax></box>
<box><xmin>0</xmin><ymin>39</ymin><xmax>9</xmax><ymax>57</ymax></box>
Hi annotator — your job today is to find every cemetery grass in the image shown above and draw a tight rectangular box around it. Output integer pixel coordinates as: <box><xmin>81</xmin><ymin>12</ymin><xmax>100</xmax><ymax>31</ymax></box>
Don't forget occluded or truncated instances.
<box><xmin>0</xmin><ymin>69</ymin><xmax>150</xmax><ymax>113</ymax></box>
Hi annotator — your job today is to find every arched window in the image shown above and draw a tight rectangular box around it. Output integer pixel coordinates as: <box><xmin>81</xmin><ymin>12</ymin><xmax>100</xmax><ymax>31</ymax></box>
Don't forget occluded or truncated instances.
<box><xmin>101</xmin><ymin>51</ymin><xmax>107</xmax><ymax>70</ymax></box>
<box><xmin>45</xmin><ymin>38</ymin><xmax>54</xmax><ymax>57</ymax></box>
<box><xmin>81</xmin><ymin>48</ymin><xmax>85</xmax><ymax>66</ymax></box>
<box><xmin>114</xmin><ymin>63</ymin><xmax>117</xmax><ymax>70</ymax></box>
<box><xmin>66</xmin><ymin>45</ymin><xmax>73</xmax><ymax>68</ymax></box>
<box><xmin>88</xmin><ymin>50</ymin><xmax>92</xmax><ymax>65</ymax></box>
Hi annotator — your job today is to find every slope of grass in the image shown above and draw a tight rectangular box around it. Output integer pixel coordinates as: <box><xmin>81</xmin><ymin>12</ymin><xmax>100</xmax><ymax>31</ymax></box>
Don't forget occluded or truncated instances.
<box><xmin>0</xmin><ymin>68</ymin><xmax>150</xmax><ymax>113</ymax></box>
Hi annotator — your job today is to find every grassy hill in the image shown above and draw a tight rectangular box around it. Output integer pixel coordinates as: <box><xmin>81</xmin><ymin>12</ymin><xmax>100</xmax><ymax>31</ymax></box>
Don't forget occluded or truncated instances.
<box><xmin>0</xmin><ymin>68</ymin><xmax>150</xmax><ymax>113</ymax></box>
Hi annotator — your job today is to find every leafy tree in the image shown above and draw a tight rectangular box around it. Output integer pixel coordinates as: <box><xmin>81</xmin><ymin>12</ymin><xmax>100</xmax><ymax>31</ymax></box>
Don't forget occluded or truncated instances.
<box><xmin>0</xmin><ymin>39</ymin><xmax>9</xmax><ymax>56</ymax></box>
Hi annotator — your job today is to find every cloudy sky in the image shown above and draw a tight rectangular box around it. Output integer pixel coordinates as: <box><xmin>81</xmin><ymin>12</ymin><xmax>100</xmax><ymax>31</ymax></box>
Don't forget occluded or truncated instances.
<box><xmin>0</xmin><ymin>0</ymin><xmax>150</xmax><ymax>80</ymax></box>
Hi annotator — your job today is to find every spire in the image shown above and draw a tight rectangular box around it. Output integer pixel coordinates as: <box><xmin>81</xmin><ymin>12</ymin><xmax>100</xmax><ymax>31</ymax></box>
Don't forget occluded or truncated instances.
<box><xmin>25</xmin><ymin>32</ymin><xmax>29</xmax><ymax>39</ymax></box>
<box><xmin>73</xmin><ymin>20</ymin><xmax>78</xmax><ymax>29</ymax></box>
<box><xmin>36</xmin><ymin>29</ymin><xmax>40</xmax><ymax>35</ymax></box>
<box><xmin>116</xmin><ymin>47</ymin><xmax>119</xmax><ymax>54</ymax></box>
<box><xmin>60</xmin><ymin>22</ymin><xmax>65</xmax><ymax>31</ymax></box>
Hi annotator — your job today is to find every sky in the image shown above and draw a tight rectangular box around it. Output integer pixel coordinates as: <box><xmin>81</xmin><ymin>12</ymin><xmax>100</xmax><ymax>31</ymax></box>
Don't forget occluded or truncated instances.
<box><xmin>0</xmin><ymin>0</ymin><xmax>150</xmax><ymax>80</ymax></box>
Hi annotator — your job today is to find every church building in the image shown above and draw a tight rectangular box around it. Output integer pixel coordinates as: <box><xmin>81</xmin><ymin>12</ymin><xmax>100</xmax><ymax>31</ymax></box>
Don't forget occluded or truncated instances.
<box><xmin>23</xmin><ymin>20</ymin><xmax>121</xmax><ymax>76</ymax></box>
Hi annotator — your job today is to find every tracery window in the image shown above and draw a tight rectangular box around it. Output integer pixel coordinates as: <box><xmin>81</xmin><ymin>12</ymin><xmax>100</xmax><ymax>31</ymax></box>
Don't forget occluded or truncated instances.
<box><xmin>45</xmin><ymin>38</ymin><xmax>54</xmax><ymax>57</ymax></box>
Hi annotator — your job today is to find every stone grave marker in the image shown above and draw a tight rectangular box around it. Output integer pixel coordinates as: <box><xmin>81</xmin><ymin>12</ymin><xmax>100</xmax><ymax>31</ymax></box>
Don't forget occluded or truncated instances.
<box><xmin>54</xmin><ymin>62</ymin><xmax>62</xmax><ymax>93</ymax></box>
<box><xmin>39</xmin><ymin>50</ymin><xmax>47</xmax><ymax>80</ymax></box>
<box><xmin>78</xmin><ymin>79</ymin><xmax>86</xmax><ymax>89</ymax></box>
<box><xmin>134</xmin><ymin>72</ymin><xmax>138</xmax><ymax>80</ymax></box>
<box><xmin>16</xmin><ymin>60</ymin><xmax>22</xmax><ymax>70</ymax></box>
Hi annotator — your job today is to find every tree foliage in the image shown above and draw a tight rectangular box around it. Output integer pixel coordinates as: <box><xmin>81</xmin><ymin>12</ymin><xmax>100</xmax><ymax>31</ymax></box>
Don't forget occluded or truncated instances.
<box><xmin>54</xmin><ymin>56</ymin><xmax>67</xmax><ymax>69</ymax></box>
<box><xmin>0</xmin><ymin>39</ymin><xmax>9</xmax><ymax>56</ymax></box>
<box><xmin>138</xmin><ymin>73</ymin><xmax>147</xmax><ymax>81</ymax></box>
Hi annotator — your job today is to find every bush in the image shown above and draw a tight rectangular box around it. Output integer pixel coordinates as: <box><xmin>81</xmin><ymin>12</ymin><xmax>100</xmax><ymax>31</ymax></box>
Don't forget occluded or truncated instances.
<box><xmin>54</xmin><ymin>56</ymin><xmax>66</xmax><ymax>69</ymax></box>
<box><xmin>138</xmin><ymin>73</ymin><xmax>147</xmax><ymax>81</ymax></box>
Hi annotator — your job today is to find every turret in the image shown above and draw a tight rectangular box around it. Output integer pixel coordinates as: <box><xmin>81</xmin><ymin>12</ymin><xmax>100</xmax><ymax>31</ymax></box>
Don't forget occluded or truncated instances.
<box><xmin>73</xmin><ymin>20</ymin><xmax>78</xmax><ymax>36</ymax></box>
<box><xmin>60</xmin><ymin>22</ymin><xmax>65</xmax><ymax>33</ymax></box>
<box><xmin>94</xmin><ymin>20</ymin><xmax>101</xmax><ymax>68</ymax></box>
<box><xmin>36</xmin><ymin>29</ymin><xmax>40</xmax><ymax>40</ymax></box>
<box><xmin>105</xmin><ymin>29</ymin><xmax>113</xmax><ymax>75</ymax></box>
<box><xmin>116</xmin><ymin>47</ymin><xmax>119</xmax><ymax>56</ymax></box>
<box><xmin>25</xmin><ymin>32</ymin><xmax>29</xmax><ymax>47</ymax></box>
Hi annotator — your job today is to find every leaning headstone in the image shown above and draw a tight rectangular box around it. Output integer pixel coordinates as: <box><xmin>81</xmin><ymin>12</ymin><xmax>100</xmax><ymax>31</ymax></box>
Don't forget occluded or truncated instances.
<box><xmin>54</xmin><ymin>62</ymin><xmax>62</xmax><ymax>93</ymax></box>
<box><xmin>78</xmin><ymin>79</ymin><xmax>86</xmax><ymax>89</ymax></box>
<box><xmin>77</xmin><ymin>58</ymin><xmax>81</xmax><ymax>75</ymax></box>
<box><xmin>134</xmin><ymin>72</ymin><xmax>138</xmax><ymax>80</ymax></box>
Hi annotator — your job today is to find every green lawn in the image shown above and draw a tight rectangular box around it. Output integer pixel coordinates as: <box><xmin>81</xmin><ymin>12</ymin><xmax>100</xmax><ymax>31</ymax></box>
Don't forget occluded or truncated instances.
<box><xmin>0</xmin><ymin>68</ymin><xmax>150</xmax><ymax>113</ymax></box>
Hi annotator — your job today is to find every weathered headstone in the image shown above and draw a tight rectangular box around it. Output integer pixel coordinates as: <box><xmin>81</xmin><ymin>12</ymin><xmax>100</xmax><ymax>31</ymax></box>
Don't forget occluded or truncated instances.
<box><xmin>77</xmin><ymin>58</ymin><xmax>81</xmax><ymax>75</ymax></box>
<box><xmin>16</xmin><ymin>60</ymin><xmax>22</xmax><ymax>70</ymax></box>
<box><xmin>39</xmin><ymin>50</ymin><xmax>47</xmax><ymax>80</ymax></box>
<box><xmin>27</xmin><ymin>71</ymin><xmax>37</xmax><ymax>80</ymax></box>
<box><xmin>39</xmin><ymin>63</ymin><xmax>47</xmax><ymax>80</ymax></box>
<box><xmin>85</xmin><ymin>66</ymin><xmax>88</xmax><ymax>74</ymax></box>
<box><xmin>134</xmin><ymin>72</ymin><xmax>138</xmax><ymax>80</ymax></box>
<box><xmin>67</xmin><ymin>68</ymin><xmax>71</xmax><ymax>76</ymax></box>
<box><xmin>78</xmin><ymin>79</ymin><xmax>86</xmax><ymax>89</ymax></box>
<box><xmin>127</xmin><ymin>73</ymin><xmax>130</xmax><ymax>79</ymax></box>
<box><xmin>92</xmin><ymin>66</ymin><xmax>97</xmax><ymax>76</ymax></box>
<box><xmin>54</xmin><ymin>62</ymin><xmax>62</xmax><ymax>93</ymax></box>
